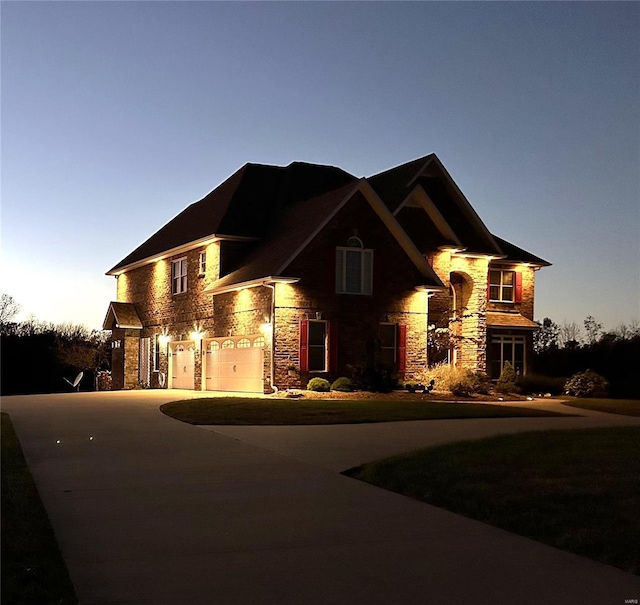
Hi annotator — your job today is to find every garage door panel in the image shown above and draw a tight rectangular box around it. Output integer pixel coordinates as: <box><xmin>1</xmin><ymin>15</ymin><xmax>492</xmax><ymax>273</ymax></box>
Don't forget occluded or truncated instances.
<box><xmin>204</xmin><ymin>340</ymin><xmax>263</xmax><ymax>393</ymax></box>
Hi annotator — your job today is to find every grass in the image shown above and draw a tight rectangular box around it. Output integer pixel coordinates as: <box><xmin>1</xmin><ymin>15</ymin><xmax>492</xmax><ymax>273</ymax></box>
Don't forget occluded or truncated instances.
<box><xmin>160</xmin><ymin>397</ymin><xmax>569</xmax><ymax>425</ymax></box>
<box><xmin>345</xmin><ymin>426</ymin><xmax>640</xmax><ymax>575</ymax></box>
<box><xmin>1</xmin><ymin>413</ymin><xmax>78</xmax><ymax>605</ymax></box>
<box><xmin>561</xmin><ymin>397</ymin><xmax>640</xmax><ymax>417</ymax></box>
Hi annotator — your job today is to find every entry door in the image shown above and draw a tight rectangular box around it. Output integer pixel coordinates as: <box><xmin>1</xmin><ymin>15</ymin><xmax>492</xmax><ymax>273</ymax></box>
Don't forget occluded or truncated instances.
<box><xmin>171</xmin><ymin>342</ymin><xmax>195</xmax><ymax>389</ymax></box>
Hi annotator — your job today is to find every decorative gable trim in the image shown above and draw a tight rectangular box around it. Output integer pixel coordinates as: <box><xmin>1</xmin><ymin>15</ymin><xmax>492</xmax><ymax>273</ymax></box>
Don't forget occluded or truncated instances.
<box><xmin>102</xmin><ymin>302</ymin><xmax>143</xmax><ymax>330</ymax></box>
<box><xmin>394</xmin><ymin>185</ymin><xmax>463</xmax><ymax>247</ymax></box>
<box><xmin>275</xmin><ymin>179</ymin><xmax>445</xmax><ymax>289</ymax></box>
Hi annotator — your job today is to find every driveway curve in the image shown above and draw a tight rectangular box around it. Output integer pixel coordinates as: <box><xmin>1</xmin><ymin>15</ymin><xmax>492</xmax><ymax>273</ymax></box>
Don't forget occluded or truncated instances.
<box><xmin>2</xmin><ymin>391</ymin><xmax>639</xmax><ymax>605</ymax></box>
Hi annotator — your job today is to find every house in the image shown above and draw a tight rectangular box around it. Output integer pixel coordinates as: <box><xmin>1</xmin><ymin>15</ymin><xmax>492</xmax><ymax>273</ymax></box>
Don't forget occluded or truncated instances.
<box><xmin>103</xmin><ymin>154</ymin><xmax>550</xmax><ymax>392</ymax></box>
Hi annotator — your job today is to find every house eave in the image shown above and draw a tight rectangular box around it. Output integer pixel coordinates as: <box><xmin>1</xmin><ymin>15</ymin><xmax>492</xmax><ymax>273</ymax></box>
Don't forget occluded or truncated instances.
<box><xmin>106</xmin><ymin>233</ymin><xmax>259</xmax><ymax>276</ymax></box>
<box><xmin>206</xmin><ymin>276</ymin><xmax>301</xmax><ymax>296</ymax></box>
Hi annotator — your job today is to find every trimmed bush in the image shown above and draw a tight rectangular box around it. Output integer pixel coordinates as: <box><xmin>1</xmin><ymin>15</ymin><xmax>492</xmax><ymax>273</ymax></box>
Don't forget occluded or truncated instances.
<box><xmin>496</xmin><ymin>361</ymin><xmax>518</xmax><ymax>394</ymax></box>
<box><xmin>564</xmin><ymin>370</ymin><xmax>608</xmax><ymax>398</ymax></box>
<box><xmin>307</xmin><ymin>377</ymin><xmax>330</xmax><ymax>392</ymax></box>
<box><xmin>331</xmin><ymin>377</ymin><xmax>353</xmax><ymax>392</ymax></box>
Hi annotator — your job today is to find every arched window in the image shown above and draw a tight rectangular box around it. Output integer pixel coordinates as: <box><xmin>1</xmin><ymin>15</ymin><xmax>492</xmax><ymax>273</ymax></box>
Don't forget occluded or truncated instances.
<box><xmin>237</xmin><ymin>338</ymin><xmax>251</xmax><ymax>348</ymax></box>
<box><xmin>336</xmin><ymin>236</ymin><xmax>373</xmax><ymax>295</ymax></box>
<box><xmin>253</xmin><ymin>336</ymin><xmax>265</xmax><ymax>348</ymax></box>
<box><xmin>221</xmin><ymin>339</ymin><xmax>234</xmax><ymax>349</ymax></box>
<box><xmin>209</xmin><ymin>341</ymin><xmax>220</xmax><ymax>351</ymax></box>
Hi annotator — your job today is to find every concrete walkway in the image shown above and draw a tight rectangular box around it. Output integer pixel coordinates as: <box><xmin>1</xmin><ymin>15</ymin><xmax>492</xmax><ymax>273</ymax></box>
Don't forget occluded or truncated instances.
<box><xmin>2</xmin><ymin>391</ymin><xmax>639</xmax><ymax>605</ymax></box>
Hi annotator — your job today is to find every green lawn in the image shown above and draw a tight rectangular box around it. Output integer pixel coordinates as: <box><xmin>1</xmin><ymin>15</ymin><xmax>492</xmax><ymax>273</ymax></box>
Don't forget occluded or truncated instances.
<box><xmin>561</xmin><ymin>398</ymin><xmax>640</xmax><ymax>417</ymax></box>
<box><xmin>1</xmin><ymin>413</ymin><xmax>78</xmax><ymax>605</ymax></box>
<box><xmin>160</xmin><ymin>397</ymin><xmax>569</xmax><ymax>425</ymax></box>
<box><xmin>345</xmin><ymin>426</ymin><xmax>640</xmax><ymax>575</ymax></box>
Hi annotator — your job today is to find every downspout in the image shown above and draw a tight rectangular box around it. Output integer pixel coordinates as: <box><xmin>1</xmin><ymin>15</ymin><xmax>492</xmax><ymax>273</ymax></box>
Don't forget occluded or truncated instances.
<box><xmin>263</xmin><ymin>282</ymin><xmax>277</xmax><ymax>393</ymax></box>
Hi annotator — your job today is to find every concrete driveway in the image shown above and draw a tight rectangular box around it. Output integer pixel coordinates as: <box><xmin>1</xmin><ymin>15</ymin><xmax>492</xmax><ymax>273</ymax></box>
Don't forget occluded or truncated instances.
<box><xmin>2</xmin><ymin>391</ymin><xmax>639</xmax><ymax>605</ymax></box>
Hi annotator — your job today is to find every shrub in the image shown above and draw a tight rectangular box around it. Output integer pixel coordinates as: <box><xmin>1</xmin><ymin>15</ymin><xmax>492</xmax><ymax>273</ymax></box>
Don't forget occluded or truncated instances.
<box><xmin>307</xmin><ymin>377</ymin><xmax>330</xmax><ymax>392</ymax></box>
<box><xmin>517</xmin><ymin>373</ymin><xmax>566</xmax><ymax>395</ymax></box>
<box><xmin>424</xmin><ymin>363</ymin><xmax>490</xmax><ymax>397</ymax></box>
<box><xmin>564</xmin><ymin>370</ymin><xmax>609</xmax><ymax>398</ymax></box>
<box><xmin>496</xmin><ymin>361</ymin><xmax>518</xmax><ymax>394</ymax></box>
<box><xmin>331</xmin><ymin>377</ymin><xmax>353</xmax><ymax>392</ymax></box>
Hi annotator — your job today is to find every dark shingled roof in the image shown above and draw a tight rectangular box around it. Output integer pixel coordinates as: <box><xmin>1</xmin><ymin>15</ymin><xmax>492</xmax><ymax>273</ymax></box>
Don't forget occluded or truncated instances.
<box><xmin>492</xmin><ymin>235</ymin><xmax>551</xmax><ymax>266</ymax></box>
<box><xmin>108</xmin><ymin>162</ymin><xmax>356</xmax><ymax>273</ymax></box>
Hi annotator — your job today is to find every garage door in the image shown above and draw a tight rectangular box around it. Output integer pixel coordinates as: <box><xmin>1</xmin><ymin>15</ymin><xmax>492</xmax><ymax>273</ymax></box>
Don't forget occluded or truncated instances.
<box><xmin>204</xmin><ymin>336</ymin><xmax>264</xmax><ymax>393</ymax></box>
<box><xmin>170</xmin><ymin>342</ymin><xmax>195</xmax><ymax>389</ymax></box>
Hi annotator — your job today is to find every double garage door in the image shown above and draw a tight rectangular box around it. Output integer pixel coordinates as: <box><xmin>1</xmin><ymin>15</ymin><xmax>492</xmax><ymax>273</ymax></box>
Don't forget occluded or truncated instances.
<box><xmin>170</xmin><ymin>336</ymin><xmax>264</xmax><ymax>393</ymax></box>
<box><xmin>204</xmin><ymin>336</ymin><xmax>264</xmax><ymax>393</ymax></box>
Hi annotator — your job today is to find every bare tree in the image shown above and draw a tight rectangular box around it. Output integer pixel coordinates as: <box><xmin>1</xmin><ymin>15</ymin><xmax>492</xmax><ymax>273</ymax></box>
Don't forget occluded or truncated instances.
<box><xmin>0</xmin><ymin>293</ymin><xmax>20</xmax><ymax>325</ymax></box>
<box><xmin>584</xmin><ymin>315</ymin><xmax>603</xmax><ymax>345</ymax></box>
<box><xmin>559</xmin><ymin>321</ymin><xmax>581</xmax><ymax>348</ymax></box>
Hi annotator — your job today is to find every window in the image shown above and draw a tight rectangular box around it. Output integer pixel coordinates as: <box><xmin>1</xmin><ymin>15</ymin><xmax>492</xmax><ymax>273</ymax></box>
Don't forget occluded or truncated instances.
<box><xmin>153</xmin><ymin>334</ymin><xmax>160</xmax><ymax>371</ymax></box>
<box><xmin>336</xmin><ymin>237</ymin><xmax>373</xmax><ymax>295</ymax></box>
<box><xmin>253</xmin><ymin>336</ymin><xmax>265</xmax><ymax>348</ymax></box>
<box><xmin>379</xmin><ymin>323</ymin><xmax>397</xmax><ymax>366</ymax></box>
<box><xmin>378</xmin><ymin>323</ymin><xmax>407</xmax><ymax>372</ymax></box>
<box><xmin>172</xmin><ymin>258</ymin><xmax>188</xmax><ymax>294</ymax></box>
<box><xmin>489</xmin><ymin>270</ymin><xmax>522</xmax><ymax>303</ymax></box>
<box><xmin>299</xmin><ymin>319</ymin><xmax>337</xmax><ymax>373</ymax></box>
<box><xmin>489</xmin><ymin>335</ymin><xmax>526</xmax><ymax>380</ymax></box>
<box><xmin>221</xmin><ymin>339</ymin><xmax>234</xmax><ymax>349</ymax></box>
<box><xmin>198</xmin><ymin>252</ymin><xmax>206</xmax><ymax>276</ymax></box>
<box><xmin>237</xmin><ymin>338</ymin><xmax>251</xmax><ymax>348</ymax></box>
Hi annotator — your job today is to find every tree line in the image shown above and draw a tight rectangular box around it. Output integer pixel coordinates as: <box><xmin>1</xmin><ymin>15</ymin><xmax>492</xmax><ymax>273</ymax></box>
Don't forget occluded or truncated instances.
<box><xmin>0</xmin><ymin>294</ymin><xmax>111</xmax><ymax>395</ymax></box>
<box><xmin>532</xmin><ymin>316</ymin><xmax>640</xmax><ymax>398</ymax></box>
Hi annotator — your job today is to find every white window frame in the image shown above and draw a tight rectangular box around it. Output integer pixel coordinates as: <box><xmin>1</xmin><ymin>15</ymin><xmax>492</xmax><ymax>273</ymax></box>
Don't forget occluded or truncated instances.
<box><xmin>489</xmin><ymin>269</ymin><xmax>515</xmax><ymax>302</ymax></box>
<box><xmin>198</xmin><ymin>251</ymin><xmax>206</xmax><ymax>276</ymax></box>
<box><xmin>336</xmin><ymin>246</ymin><xmax>373</xmax><ymax>295</ymax></box>
<box><xmin>172</xmin><ymin>258</ymin><xmax>188</xmax><ymax>294</ymax></box>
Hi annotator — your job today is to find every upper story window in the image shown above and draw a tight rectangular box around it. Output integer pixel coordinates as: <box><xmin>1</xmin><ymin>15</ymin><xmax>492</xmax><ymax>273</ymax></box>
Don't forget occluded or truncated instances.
<box><xmin>172</xmin><ymin>258</ymin><xmax>188</xmax><ymax>294</ymax></box>
<box><xmin>489</xmin><ymin>269</ymin><xmax>522</xmax><ymax>303</ymax></box>
<box><xmin>336</xmin><ymin>236</ymin><xmax>373</xmax><ymax>295</ymax></box>
<box><xmin>198</xmin><ymin>252</ymin><xmax>206</xmax><ymax>276</ymax></box>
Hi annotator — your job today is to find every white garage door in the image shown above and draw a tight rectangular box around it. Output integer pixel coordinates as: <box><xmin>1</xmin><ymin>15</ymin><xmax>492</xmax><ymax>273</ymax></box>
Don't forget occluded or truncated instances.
<box><xmin>170</xmin><ymin>342</ymin><xmax>195</xmax><ymax>390</ymax></box>
<box><xmin>204</xmin><ymin>336</ymin><xmax>264</xmax><ymax>393</ymax></box>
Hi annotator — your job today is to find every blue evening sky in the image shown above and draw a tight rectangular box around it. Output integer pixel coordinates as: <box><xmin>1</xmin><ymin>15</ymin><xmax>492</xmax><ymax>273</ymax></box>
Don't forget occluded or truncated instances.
<box><xmin>2</xmin><ymin>1</ymin><xmax>638</xmax><ymax>331</ymax></box>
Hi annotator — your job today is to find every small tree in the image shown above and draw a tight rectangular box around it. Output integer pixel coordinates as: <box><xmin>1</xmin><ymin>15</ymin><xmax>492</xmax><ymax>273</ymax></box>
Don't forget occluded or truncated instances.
<box><xmin>534</xmin><ymin>317</ymin><xmax>559</xmax><ymax>353</ymax></box>
<box><xmin>0</xmin><ymin>293</ymin><xmax>20</xmax><ymax>326</ymax></box>
<box><xmin>496</xmin><ymin>361</ymin><xmax>518</xmax><ymax>394</ymax></box>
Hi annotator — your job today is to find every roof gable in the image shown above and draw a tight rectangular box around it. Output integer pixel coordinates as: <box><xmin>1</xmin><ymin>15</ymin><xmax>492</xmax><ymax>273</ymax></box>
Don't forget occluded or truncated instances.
<box><xmin>102</xmin><ymin>302</ymin><xmax>142</xmax><ymax>330</ymax></box>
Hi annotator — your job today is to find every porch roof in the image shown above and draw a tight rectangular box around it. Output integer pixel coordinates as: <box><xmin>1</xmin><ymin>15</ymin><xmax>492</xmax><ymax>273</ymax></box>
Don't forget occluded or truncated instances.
<box><xmin>103</xmin><ymin>302</ymin><xmax>143</xmax><ymax>330</ymax></box>
<box><xmin>486</xmin><ymin>311</ymin><xmax>539</xmax><ymax>330</ymax></box>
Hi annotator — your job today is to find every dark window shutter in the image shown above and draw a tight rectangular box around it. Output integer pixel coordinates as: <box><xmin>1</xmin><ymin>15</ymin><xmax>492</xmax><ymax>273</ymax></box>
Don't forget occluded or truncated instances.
<box><xmin>514</xmin><ymin>272</ymin><xmax>523</xmax><ymax>303</ymax></box>
<box><xmin>328</xmin><ymin>320</ymin><xmax>338</xmax><ymax>372</ymax></box>
<box><xmin>299</xmin><ymin>320</ymin><xmax>309</xmax><ymax>372</ymax></box>
<box><xmin>397</xmin><ymin>324</ymin><xmax>407</xmax><ymax>374</ymax></box>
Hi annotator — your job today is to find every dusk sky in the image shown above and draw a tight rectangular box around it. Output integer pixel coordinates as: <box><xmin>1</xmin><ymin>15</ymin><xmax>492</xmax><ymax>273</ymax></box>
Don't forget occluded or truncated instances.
<box><xmin>2</xmin><ymin>1</ymin><xmax>638</xmax><ymax>331</ymax></box>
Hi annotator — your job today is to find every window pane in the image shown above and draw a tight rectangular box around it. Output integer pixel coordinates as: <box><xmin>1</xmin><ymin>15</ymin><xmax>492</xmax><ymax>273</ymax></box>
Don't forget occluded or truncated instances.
<box><xmin>502</xmin><ymin>271</ymin><xmax>514</xmax><ymax>286</ymax></box>
<box><xmin>345</xmin><ymin>250</ymin><xmax>361</xmax><ymax>293</ymax></box>
<box><xmin>379</xmin><ymin>348</ymin><xmax>395</xmax><ymax>367</ymax></box>
<box><xmin>503</xmin><ymin>343</ymin><xmax>513</xmax><ymax>367</ymax></box>
<box><xmin>379</xmin><ymin>324</ymin><xmax>395</xmax><ymax>347</ymax></box>
<box><xmin>514</xmin><ymin>342</ymin><xmax>525</xmax><ymax>374</ymax></box>
<box><xmin>309</xmin><ymin>347</ymin><xmax>326</xmax><ymax>371</ymax></box>
<box><xmin>490</xmin><ymin>270</ymin><xmax>501</xmax><ymax>286</ymax></box>
<box><xmin>362</xmin><ymin>251</ymin><xmax>373</xmax><ymax>294</ymax></box>
<box><xmin>490</xmin><ymin>286</ymin><xmax>500</xmax><ymax>300</ymax></box>
<box><xmin>502</xmin><ymin>286</ymin><xmax>513</xmax><ymax>302</ymax></box>
<box><xmin>308</xmin><ymin>321</ymin><xmax>326</xmax><ymax>346</ymax></box>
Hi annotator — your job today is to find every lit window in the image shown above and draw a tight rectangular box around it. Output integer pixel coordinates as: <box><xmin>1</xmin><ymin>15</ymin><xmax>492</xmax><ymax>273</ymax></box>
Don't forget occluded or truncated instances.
<box><xmin>198</xmin><ymin>252</ymin><xmax>206</xmax><ymax>275</ymax></box>
<box><xmin>336</xmin><ymin>237</ymin><xmax>373</xmax><ymax>295</ymax></box>
<box><xmin>237</xmin><ymin>338</ymin><xmax>251</xmax><ymax>348</ymax></box>
<box><xmin>209</xmin><ymin>340</ymin><xmax>220</xmax><ymax>351</ymax></box>
<box><xmin>253</xmin><ymin>336</ymin><xmax>265</xmax><ymax>348</ymax></box>
<box><xmin>221</xmin><ymin>339</ymin><xmax>234</xmax><ymax>349</ymax></box>
<box><xmin>172</xmin><ymin>258</ymin><xmax>188</xmax><ymax>294</ymax></box>
<box><xmin>489</xmin><ymin>270</ymin><xmax>514</xmax><ymax>302</ymax></box>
